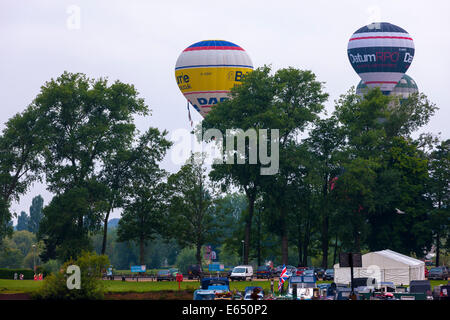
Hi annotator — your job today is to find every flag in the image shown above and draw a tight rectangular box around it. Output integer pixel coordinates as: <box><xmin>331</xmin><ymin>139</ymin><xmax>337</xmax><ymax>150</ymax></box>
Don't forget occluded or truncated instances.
<box><xmin>278</xmin><ymin>265</ymin><xmax>288</xmax><ymax>292</ymax></box>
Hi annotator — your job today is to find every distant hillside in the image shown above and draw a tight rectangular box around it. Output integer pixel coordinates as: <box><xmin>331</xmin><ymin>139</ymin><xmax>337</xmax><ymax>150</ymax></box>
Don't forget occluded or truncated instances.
<box><xmin>108</xmin><ymin>218</ymin><xmax>120</xmax><ymax>229</ymax></box>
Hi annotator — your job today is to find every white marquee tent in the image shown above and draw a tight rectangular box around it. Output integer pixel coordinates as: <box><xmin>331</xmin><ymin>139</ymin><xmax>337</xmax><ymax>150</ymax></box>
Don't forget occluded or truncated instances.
<box><xmin>333</xmin><ymin>249</ymin><xmax>425</xmax><ymax>286</ymax></box>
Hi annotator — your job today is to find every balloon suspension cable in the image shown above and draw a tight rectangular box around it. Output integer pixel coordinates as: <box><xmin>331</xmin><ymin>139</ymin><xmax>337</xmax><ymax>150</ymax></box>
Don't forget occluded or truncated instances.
<box><xmin>187</xmin><ymin>101</ymin><xmax>193</xmax><ymax>127</ymax></box>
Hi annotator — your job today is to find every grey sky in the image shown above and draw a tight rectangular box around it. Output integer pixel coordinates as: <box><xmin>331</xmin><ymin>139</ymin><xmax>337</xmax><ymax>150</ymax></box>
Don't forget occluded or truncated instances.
<box><xmin>1</xmin><ymin>0</ymin><xmax>449</xmax><ymax>222</ymax></box>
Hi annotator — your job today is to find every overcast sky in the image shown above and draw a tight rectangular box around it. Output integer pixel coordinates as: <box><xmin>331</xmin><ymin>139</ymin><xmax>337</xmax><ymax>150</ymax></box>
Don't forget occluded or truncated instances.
<box><xmin>2</xmin><ymin>0</ymin><xmax>449</xmax><ymax>222</ymax></box>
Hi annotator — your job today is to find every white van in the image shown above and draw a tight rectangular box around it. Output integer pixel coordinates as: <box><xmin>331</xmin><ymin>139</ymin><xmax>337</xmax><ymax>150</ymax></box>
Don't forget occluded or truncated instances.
<box><xmin>230</xmin><ymin>265</ymin><xmax>253</xmax><ymax>281</ymax></box>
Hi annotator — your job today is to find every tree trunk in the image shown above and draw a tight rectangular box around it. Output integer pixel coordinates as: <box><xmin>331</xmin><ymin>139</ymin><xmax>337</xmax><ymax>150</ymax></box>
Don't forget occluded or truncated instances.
<box><xmin>333</xmin><ymin>233</ymin><xmax>338</xmax><ymax>266</ymax></box>
<box><xmin>196</xmin><ymin>243</ymin><xmax>202</xmax><ymax>267</ymax></box>
<box><xmin>436</xmin><ymin>232</ymin><xmax>440</xmax><ymax>267</ymax></box>
<box><xmin>280</xmin><ymin>207</ymin><xmax>288</xmax><ymax>265</ymax></box>
<box><xmin>139</xmin><ymin>236</ymin><xmax>145</xmax><ymax>266</ymax></box>
<box><xmin>321</xmin><ymin>174</ymin><xmax>329</xmax><ymax>269</ymax></box>
<box><xmin>321</xmin><ymin>215</ymin><xmax>329</xmax><ymax>268</ymax></box>
<box><xmin>256</xmin><ymin>210</ymin><xmax>261</xmax><ymax>266</ymax></box>
<box><xmin>354</xmin><ymin>227</ymin><xmax>361</xmax><ymax>252</ymax></box>
<box><xmin>297</xmin><ymin>237</ymin><xmax>302</xmax><ymax>267</ymax></box>
<box><xmin>243</xmin><ymin>194</ymin><xmax>255</xmax><ymax>265</ymax></box>
<box><xmin>101</xmin><ymin>207</ymin><xmax>113</xmax><ymax>255</ymax></box>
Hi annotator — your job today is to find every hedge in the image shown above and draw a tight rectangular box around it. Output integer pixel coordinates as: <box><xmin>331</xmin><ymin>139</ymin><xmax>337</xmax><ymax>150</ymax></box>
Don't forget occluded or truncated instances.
<box><xmin>0</xmin><ymin>268</ymin><xmax>35</xmax><ymax>279</ymax></box>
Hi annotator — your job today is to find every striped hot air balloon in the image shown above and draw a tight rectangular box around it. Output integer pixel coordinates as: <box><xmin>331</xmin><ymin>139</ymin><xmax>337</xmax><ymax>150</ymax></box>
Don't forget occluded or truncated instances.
<box><xmin>356</xmin><ymin>74</ymin><xmax>419</xmax><ymax>100</ymax></box>
<box><xmin>175</xmin><ymin>40</ymin><xmax>253</xmax><ymax>118</ymax></box>
<box><xmin>347</xmin><ymin>22</ymin><xmax>415</xmax><ymax>95</ymax></box>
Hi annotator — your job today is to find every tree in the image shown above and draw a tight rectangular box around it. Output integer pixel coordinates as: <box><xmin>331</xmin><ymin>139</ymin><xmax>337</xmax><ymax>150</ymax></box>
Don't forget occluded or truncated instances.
<box><xmin>166</xmin><ymin>153</ymin><xmax>220</xmax><ymax>266</ymax></box>
<box><xmin>34</xmin><ymin>72</ymin><xmax>148</xmax><ymax>260</ymax></box>
<box><xmin>28</xmin><ymin>195</ymin><xmax>44</xmax><ymax>234</ymax></box>
<box><xmin>100</xmin><ymin>128</ymin><xmax>172</xmax><ymax>255</ymax></box>
<box><xmin>201</xmin><ymin>66</ymin><xmax>328</xmax><ymax>264</ymax></box>
<box><xmin>16</xmin><ymin>211</ymin><xmax>29</xmax><ymax>231</ymax></box>
<box><xmin>428</xmin><ymin>139</ymin><xmax>450</xmax><ymax>266</ymax></box>
<box><xmin>332</xmin><ymin>88</ymin><xmax>438</xmax><ymax>255</ymax></box>
<box><xmin>38</xmin><ymin>186</ymin><xmax>106</xmax><ymax>262</ymax></box>
<box><xmin>305</xmin><ymin>117</ymin><xmax>345</xmax><ymax>268</ymax></box>
<box><xmin>0</xmin><ymin>105</ymin><xmax>45</xmax><ymax>242</ymax></box>
<box><xmin>116</xmin><ymin>129</ymin><xmax>171</xmax><ymax>266</ymax></box>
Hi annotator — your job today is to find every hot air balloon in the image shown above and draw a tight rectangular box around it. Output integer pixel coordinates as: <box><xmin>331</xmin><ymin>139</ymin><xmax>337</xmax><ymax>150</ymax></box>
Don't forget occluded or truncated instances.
<box><xmin>175</xmin><ymin>40</ymin><xmax>253</xmax><ymax>118</ymax></box>
<box><xmin>348</xmin><ymin>22</ymin><xmax>415</xmax><ymax>95</ymax></box>
<box><xmin>356</xmin><ymin>74</ymin><xmax>418</xmax><ymax>99</ymax></box>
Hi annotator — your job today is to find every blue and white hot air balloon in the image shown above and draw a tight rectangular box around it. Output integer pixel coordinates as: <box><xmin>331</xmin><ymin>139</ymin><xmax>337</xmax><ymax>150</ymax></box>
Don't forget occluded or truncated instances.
<box><xmin>347</xmin><ymin>22</ymin><xmax>415</xmax><ymax>95</ymax></box>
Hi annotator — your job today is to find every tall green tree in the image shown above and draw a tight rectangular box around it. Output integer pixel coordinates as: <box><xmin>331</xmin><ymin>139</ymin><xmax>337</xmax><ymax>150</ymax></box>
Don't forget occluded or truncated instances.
<box><xmin>304</xmin><ymin>117</ymin><xmax>344</xmax><ymax>268</ymax></box>
<box><xmin>201</xmin><ymin>66</ymin><xmax>275</xmax><ymax>265</ymax></box>
<box><xmin>116</xmin><ymin>129</ymin><xmax>171</xmax><ymax>266</ymax></box>
<box><xmin>28</xmin><ymin>195</ymin><xmax>44</xmax><ymax>233</ymax></box>
<box><xmin>166</xmin><ymin>153</ymin><xmax>220</xmax><ymax>267</ymax></box>
<box><xmin>201</xmin><ymin>66</ymin><xmax>328</xmax><ymax>264</ymax></box>
<box><xmin>332</xmin><ymin>88</ymin><xmax>437</xmax><ymax>255</ymax></box>
<box><xmin>0</xmin><ymin>105</ymin><xmax>45</xmax><ymax>242</ymax></box>
<box><xmin>16</xmin><ymin>211</ymin><xmax>29</xmax><ymax>231</ymax></box>
<box><xmin>428</xmin><ymin>139</ymin><xmax>450</xmax><ymax>266</ymax></box>
<box><xmin>36</xmin><ymin>71</ymin><xmax>148</xmax><ymax>261</ymax></box>
<box><xmin>100</xmin><ymin>128</ymin><xmax>172</xmax><ymax>255</ymax></box>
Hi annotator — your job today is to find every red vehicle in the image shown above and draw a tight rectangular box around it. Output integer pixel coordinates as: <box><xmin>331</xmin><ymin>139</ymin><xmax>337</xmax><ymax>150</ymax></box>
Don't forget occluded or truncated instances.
<box><xmin>425</xmin><ymin>268</ymin><xmax>429</xmax><ymax>278</ymax></box>
<box><xmin>296</xmin><ymin>267</ymin><xmax>308</xmax><ymax>276</ymax></box>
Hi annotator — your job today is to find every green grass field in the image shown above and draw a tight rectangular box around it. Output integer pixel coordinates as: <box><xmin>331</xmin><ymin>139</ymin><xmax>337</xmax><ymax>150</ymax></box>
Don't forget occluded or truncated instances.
<box><xmin>0</xmin><ymin>279</ymin><xmax>448</xmax><ymax>295</ymax></box>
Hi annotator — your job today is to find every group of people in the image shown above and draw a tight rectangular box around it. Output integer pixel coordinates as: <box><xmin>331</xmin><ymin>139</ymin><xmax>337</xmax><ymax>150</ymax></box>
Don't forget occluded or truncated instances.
<box><xmin>34</xmin><ymin>273</ymin><xmax>44</xmax><ymax>281</ymax></box>
<box><xmin>13</xmin><ymin>273</ymin><xmax>24</xmax><ymax>280</ymax></box>
<box><xmin>13</xmin><ymin>273</ymin><xmax>43</xmax><ymax>280</ymax></box>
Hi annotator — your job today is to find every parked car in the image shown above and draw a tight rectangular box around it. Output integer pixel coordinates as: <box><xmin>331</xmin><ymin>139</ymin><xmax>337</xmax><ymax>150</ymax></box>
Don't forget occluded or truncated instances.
<box><xmin>187</xmin><ymin>264</ymin><xmax>203</xmax><ymax>280</ymax></box>
<box><xmin>256</xmin><ymin>266</ymin><xmax>272</xmax><ymax>279</ymax></box>
<box><xmin>303</xmin><ymin>269</ymin><xmax>315</xmax><ymax>277</ymax></box>
<box><xmin>334</xmin><ymin>288</ymin><xmax>359</xmax><ymax>300</ymax></box>
<box><xmin>274</xmin><ymin>265</ymin><xmax>296</xmax><ymax>277</ymax></box>
<box><xmin>424</xmin><ymin>259</ymin><xmax>433</xmax><ymax>266</ymax></box>
<box><xmin>428</xmin><ymin>267</ymin><xmax>449</xmax><ymax>280</ymax></box>
<box><xmin>274</xmin><ymin>265</ymin><xmax>284</xmax><ymax>277</ymax></box>
<box><xmin>286</xmin><ymin>266</ymin><xmax>297</xmax><ymax>277</ymax></box>
<box><xmin>323</xmin><ymin>269</ymin><xmax>334</xmax><ymax>281</ymax></box>
<box><xmin>314</xmin><ymin>268</ymin><xmax>325</xmax><ymax>279</ymax></box>
<box><xmin>425</xmin><ymin>267</ymin><xmax>429</xmax><ymax>278</ymax></box>
<box><xmin>230</xmin><ymin>265</ymin><xmax>253</xmax><ymax>281</ymax></box>
<box><xmin>169</xmin><ymin>268</ymin><xmax>179</xmax><ymax>277</ymax></box>
<box><xmin>156</xmin><ymin>269</ymin><xmax>174</xmax><ymax>281</ymax></box>
<box><xmin>296</xmin><ymin>267</ymin><xmax>308</xmax><ymax>276</ymax></box>
<box><xmin>409</xmin><ymin>280</ymin><xmax>433</xmax><ymax>300</ymax></box>
<box><xmin>193</xmin><ymin>277</ymin><xmax>230</xmax><ymax>300</ymax></box>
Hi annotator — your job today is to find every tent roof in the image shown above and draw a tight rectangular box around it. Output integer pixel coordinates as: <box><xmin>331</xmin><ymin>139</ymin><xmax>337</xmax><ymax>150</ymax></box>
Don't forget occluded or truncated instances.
<box><xmin>375</xmin><ymin>249</ymin><xmax>424</xmax><ymax>266</ymax></box>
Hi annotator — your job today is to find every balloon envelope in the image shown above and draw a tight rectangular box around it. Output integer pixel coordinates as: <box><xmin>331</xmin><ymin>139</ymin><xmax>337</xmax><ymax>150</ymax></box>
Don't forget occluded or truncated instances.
<box><xmin>348</xmin><ymin>22</ymin><xmax>415</xmax><ymax>94</ymax></box>
<box><xmin>175</xmin><ymin>40</ymin><xmax>253</xmax><ymax>118</ymax></box>
<box><xmin>356</xmin><ymin>74</ymin><xmax>418</xmax><ymax>99</ymax></box>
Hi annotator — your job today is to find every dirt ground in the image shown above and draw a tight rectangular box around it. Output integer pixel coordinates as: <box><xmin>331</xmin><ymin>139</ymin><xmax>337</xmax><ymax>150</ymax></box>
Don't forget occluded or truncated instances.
<box><xmin>0</xmin><ymin>293</ymin><xmax>32</xmax><ymax>300</ymax></box>
<box><xmin>105</xmin><ymin>290</ymin><xmax>193</xmax><ymax>300</ymax></box>
<box><xmin>0</xmin><ymin>290</ymin><xmax>194</xmax><ymax>300</ymax></box>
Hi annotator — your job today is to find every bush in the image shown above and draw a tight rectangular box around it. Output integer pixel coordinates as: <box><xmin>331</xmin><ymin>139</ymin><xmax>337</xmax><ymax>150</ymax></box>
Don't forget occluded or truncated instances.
<box><xmin>175</xmin><ymin>247</ymin><xmax>202</xmax><ymax>274</ymax></box>
<box><xmin>0</xmin><ymin>268</ymin><xmax>34</xmax><ymax>279</ymax></box>
<box><xmin>41</xmin><ymin>259</ymin><xmax>61</xmax><ymax>275</ymax></box>
<box><xmin>34</xmin><ymin>251</ymin><xmax>109</xmax><ymax>300</ymax></box>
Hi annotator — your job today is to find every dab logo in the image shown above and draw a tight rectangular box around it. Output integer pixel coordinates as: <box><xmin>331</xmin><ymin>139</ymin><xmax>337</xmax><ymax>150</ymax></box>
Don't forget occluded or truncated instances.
<box><xmin>228</xmin><ymin>71</ymin><xmax>250</xmax><ymax>82</ymax></box>
<box><xmin>197</xmin><ymin>97</ymin><xmax>229</xmax><ymax>105</ymax></box>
